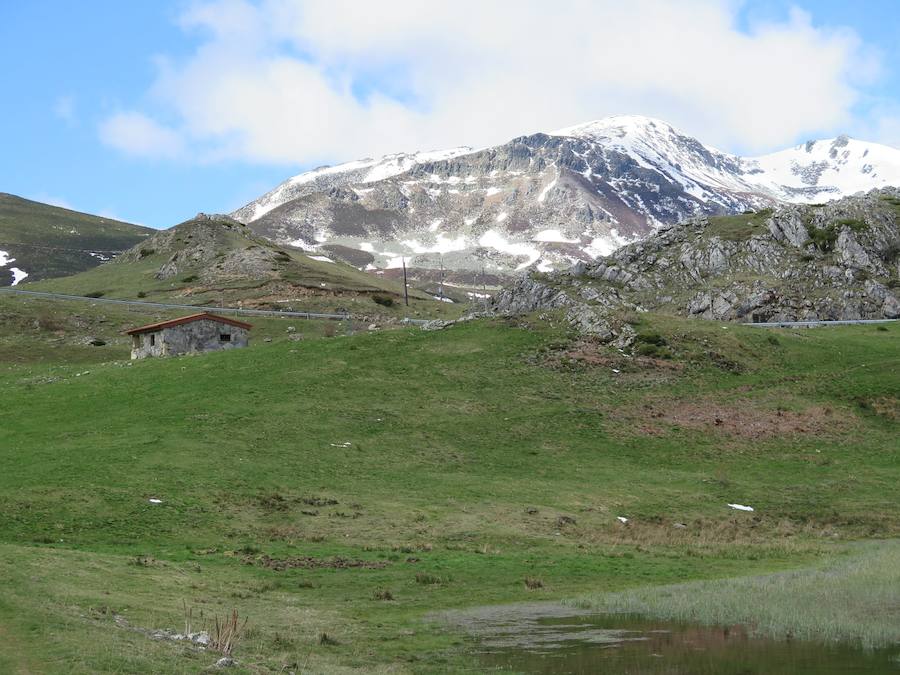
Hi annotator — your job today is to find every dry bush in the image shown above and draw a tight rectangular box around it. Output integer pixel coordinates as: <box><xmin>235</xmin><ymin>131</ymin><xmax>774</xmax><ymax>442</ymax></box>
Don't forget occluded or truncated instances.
<box><xmin>524</xmin><ymin>577</ymin><xmax>544</xmax><ymax>590</ymax></box>
<box><xmin>210</xmin><ymin>609</ymin><xmax>247</xmax><ymax>656</ymax></box>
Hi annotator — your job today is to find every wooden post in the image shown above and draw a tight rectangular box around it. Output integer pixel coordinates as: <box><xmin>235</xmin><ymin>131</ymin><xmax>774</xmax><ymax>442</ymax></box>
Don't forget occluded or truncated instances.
<box><xmin>402</xmin><ymin>258</ymin><xmax>409</xmax><ymax>307</ymax></box>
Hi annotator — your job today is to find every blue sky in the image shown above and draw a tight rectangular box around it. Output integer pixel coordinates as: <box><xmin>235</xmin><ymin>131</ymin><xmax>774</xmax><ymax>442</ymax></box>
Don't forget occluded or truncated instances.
<box><xmin>1</xmin><ymin>1</ymin><xmax>899</xmax><ymax>229</ymax></box>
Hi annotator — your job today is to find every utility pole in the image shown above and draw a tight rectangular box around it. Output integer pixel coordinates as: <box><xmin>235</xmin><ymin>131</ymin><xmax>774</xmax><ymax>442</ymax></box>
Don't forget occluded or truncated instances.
<box><xmin>402</xmin><ymin>258</ymin><xmax>409</xmax><ymax>307</ymax></box>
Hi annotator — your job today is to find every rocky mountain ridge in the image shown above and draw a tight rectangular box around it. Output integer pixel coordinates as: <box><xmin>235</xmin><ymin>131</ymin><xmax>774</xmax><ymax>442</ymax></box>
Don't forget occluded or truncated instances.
<box><xmin>115</xmin><ymin>213</ymin><xmax>294</xmax><ymax>284</ymax></box>
<box><xmin>492</xmin><ymin>189</ymin><xmax>900</xmax><ymax>341</ymax></box>
<box><xmin>232</xmin><ymin>116</ymin><xmax>900</xmax><ymax>275</ymax></box>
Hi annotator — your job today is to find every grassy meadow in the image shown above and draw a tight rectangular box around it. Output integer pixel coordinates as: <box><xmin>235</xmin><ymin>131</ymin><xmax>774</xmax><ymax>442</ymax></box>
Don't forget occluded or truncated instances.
<box><xmin>577</xmin><ymin>539</ymin><xmax>900</xmax><ymax>649</ymax></box>
<box><xmin>0</xmin><ymin>297</ymin><xmax>897</xmax><ymax>672</ymax></box>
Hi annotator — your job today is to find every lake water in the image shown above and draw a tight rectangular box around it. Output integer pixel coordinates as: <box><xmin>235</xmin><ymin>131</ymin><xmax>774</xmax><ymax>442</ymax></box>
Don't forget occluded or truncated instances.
<box><xmin>443</xmin><ymin>604</ymin><xmax>900</xmax><ymax>674</ymax></box>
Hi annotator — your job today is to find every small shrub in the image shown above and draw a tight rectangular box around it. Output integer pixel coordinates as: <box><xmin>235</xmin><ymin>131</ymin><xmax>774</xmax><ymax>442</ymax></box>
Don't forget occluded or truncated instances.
<box><xmin>181</xmin><ymin>274</ymin><xmax>199</xmax><ymax>283</ymax></box>
<box><xmin>128</xmin><ymin>555</ymin><xmax>157</xmax><ymax>567</ymax></box>
<box><xmin>808</xmin><ymin>224</ymin><xmax>839</xmax><ymax>253</ymax></box>
<box><xmin>620</xmin><ymin>311</ymin><xmax>642</xmax><ymax>326</ymax></box>
<box><xmin>876</xmin><ymin>326</ymin><xmax>888</xmax><ymax>332</ymax></box>
<box><xmin>318</xmin><ymin>632</ymin><xmax>340</xmax><ymax>646</ymax></box>
<box><xmin>635</xmin><ymin>331</ymin><xmax>667</xmax><ymax>346</ymax></box>
<box><xmin>766</xmin><ymin>334</ymin><xmax>780</xmax><ymax>346</ymax></box>
<box><xmin>835</xmin><ymin>218</ymin><xmax>867</xmax><ymax>232</ymax></box>
<box><xmin>297</xmin><ymin>580</ymin><xmax>316</xmax><ymax>589</ymax></box>
<box><xmin>372</xmin><ymin>294</ymin><xmax>395</xmax><ymax>307</ymax></box>
<box><xmin>415</xmin><ymin>572</ymin><xmax>444</xmax><ymax>585</ymax></box>
<box><xmin>524</xmin><ymin>577</ymin><xmax>544</xmax><ymax>590</ymax></box>
<box><xmin>636</xmin><ymin>343</ymin><xmax>673</xmax><ymax>359</ymax></box>
<box><xmin>882</xmin><ymin>241</ymin><xmax>900</xmax><ymax>264</ymax></box>
<box><xmin>138</xmin><ymin>248</ymin><xmax>155</xmax><ymax>258</ymax></box>
<box><xmin>373</xmin><ymin>589</ymin><xmax>394</xmax><ymax>601</ymax></box>
<box><xmin>136</xmin><ymin>291</ymin><xmax>146</xmax><ymax>298</ymax></box>
<box><xmin>84</xmin><ymin>291</ymin><xmax>105</xmax><ymax>298</ymax></box>
<box><xmin>271</xmin><ymin>632</ymin><xmax>295</xmax><ymax>649</ymax></box>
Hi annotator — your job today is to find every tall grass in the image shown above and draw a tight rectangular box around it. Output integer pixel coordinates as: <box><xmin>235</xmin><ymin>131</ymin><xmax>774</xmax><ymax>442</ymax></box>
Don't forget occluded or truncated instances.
<box><xmin>574</xmin><ymin>540</ymin><xmax>900</xmax><ymax>649</ymax></box>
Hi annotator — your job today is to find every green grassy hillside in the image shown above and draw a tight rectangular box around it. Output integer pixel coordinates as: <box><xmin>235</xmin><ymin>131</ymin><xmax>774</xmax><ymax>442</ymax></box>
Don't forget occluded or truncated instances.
<box><xmin>0</xmin><ymin>302</ymin><xmax>896</xmax><ymax>672</ymax></box>
<box><xmin>0</xmin><ymin>193</ymin><xmax>154</xmax><ymax>284</ymax></box>
<box><xmin>26</xmin><ymin>214</ymin><xmax>463</xmax><ymax>319</ymax></box>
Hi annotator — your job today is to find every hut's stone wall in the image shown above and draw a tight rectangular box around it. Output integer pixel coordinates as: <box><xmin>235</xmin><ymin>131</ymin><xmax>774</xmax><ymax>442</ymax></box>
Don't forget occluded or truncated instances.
<box><xmin>130</xmin><ymin>319</ymin><xmax>250</xmax><ymax>359</ymax></box>
<box><xmin>131</xmin><ymin>331</ymin><xmax>166</xmax><ymax>359</ymax></box>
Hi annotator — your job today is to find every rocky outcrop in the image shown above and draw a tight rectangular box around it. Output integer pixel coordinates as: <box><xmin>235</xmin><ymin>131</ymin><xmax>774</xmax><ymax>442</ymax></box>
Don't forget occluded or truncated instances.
<box><xmin>492</xmin><ymin>189</ymin><xmax>900</xmax><ymax>337</ymax></box>
<box><xmin>116</xmin><ymin>213</ymin><xmax>294</xmax><ymax>284</ymax></box>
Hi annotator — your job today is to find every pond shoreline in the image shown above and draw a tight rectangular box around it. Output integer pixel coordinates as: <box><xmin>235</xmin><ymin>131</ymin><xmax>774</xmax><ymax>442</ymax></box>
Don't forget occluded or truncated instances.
<box><xmin>438</xmin><ymin>600</ymin><xmax>900</xmax><ymax>674</ymax></box>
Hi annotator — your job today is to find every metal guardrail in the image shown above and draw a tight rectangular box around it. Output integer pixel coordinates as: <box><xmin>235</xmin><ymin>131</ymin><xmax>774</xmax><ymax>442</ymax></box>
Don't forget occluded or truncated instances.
<box><xmin>743</xmin><ymin>319</ymin><xmax>897</xmax><ymax>328</ymax></box>
<box><xmin>8</xmin><ymin>287</ymin><xmax>889</xmax><ymax>330</ymax></box>
<box><xmin>0</xmin><ymin>288</ymin><xmax>431</xmax><ymax>325</ymax></box>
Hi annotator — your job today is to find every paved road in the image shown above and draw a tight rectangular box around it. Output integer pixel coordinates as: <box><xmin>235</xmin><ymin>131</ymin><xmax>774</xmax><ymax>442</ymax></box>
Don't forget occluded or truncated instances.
<box><xmin>0</xmin><ymin>288</ymin><xmax>431</xmax><ymax>325</ymax></box>
<box><xmin>5</xmin><ymin>287</ymin><xmax>892</xmax><ymax>330</ymax></box>
<box><xmin>743</xmin><ymin>318</ymin><xmax>897</xmax><ymax>328</ymax></box>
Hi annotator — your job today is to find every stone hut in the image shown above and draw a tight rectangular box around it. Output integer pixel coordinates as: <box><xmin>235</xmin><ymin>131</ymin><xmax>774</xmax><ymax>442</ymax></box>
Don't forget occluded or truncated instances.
<box><xmin>126</xmin><ymin>312</ymin><xmax>252</xmax><ymax>359</ymax></box>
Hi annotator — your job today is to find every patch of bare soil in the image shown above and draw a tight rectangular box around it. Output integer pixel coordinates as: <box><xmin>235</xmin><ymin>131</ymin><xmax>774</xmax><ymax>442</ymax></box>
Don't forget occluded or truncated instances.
<box><xmin>543</xmin><ymin>340</ymin><xmax>684</xmax><ymax>375</ymax></box>
<box><xmin>621</xmin><ymin>401</ymin><xmax>852</xmax><ymax>440</ymax></box>
<box><xmin>247</xmin><ymin>555</ymin><xmax>390</xmax><ymax>571</ymax></box>
<box><xmin>867</xmin><ymin>397</ymin><xmax>898</xmax><ymax>421</ymax></box>
<box><xmin>566</xmin><ymin>348</ymin><xmax>684</xmax><ymax>372</ymax></box>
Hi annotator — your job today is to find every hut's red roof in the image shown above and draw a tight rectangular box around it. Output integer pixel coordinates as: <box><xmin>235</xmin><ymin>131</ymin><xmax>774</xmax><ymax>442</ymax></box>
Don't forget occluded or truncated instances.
<box><xmin>124</xmin><ymin>312</ymin><xmax>253</xmax><ymax>335</ymax></box>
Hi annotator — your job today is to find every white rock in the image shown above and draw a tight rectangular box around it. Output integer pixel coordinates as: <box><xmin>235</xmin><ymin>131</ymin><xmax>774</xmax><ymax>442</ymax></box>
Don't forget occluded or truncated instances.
<box><xmin>727</xmin><ymin>503</ymin><xmax>754</xmax><ymax>512</ymax></box>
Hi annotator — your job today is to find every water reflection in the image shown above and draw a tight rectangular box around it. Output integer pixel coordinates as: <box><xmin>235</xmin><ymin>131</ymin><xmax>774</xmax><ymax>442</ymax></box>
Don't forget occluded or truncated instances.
<box><xmin>450</xmin><ymin>605</ymin><xmax>900</xmax><ymax>674</ymax></box>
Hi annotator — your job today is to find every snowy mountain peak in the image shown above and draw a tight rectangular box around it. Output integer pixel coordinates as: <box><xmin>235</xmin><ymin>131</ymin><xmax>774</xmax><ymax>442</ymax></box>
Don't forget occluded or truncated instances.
<box><xmin>551</xmin><ymin>114</ymin><xmax>683</xmax><ymax>141</ymax></box>
<box><xmin>746</xmin><ymin>135</ymin><xmax>900</xmax><ymax>201</ymax></box>
<box><xmin>232</xmin><ymin>115</ymin><xmax>900</xmax><ymax>276</ymax></box>
<box><xmin>234</xmin><ymin>146</ymin><xmax>476</xmax><ymax>222</ymax></box>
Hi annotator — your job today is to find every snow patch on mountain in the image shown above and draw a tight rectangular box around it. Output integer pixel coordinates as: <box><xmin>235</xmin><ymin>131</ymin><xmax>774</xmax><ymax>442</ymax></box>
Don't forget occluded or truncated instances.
<box><xmin>238</xmin><ymin>147</ymin><xmax>475</xmax><ymax>222</ymax></box>
<box><xmin>478</xmin><ymin>230</ymin><xmax>541</xmax><ymax>270</ymax></box>
<box><xmin>745</xmin><ymin>136</ymin><xmax>900</xmax><ymax>201</ymax></box>
<box><xmin>532</xmin><ymin>229</ymin><xmax>579</xmax><ymax>243</ymax></box>
<box><xmin>0</xmin><ymin>250</ymin><xmax>28</xmax><ymax>286</ymax></box>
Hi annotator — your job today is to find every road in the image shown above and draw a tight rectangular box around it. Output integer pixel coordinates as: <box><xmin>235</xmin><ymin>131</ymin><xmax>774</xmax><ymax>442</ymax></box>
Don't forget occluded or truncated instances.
<box><xmin>743</xmin><ymin>318</ymin><xmax>897</xmax><ymax>328</ymax></box>
<box><xmin>4</xmin><ymin>287</ymin><xmax>893</xmax><ymax>329</ymax></box>
<box><xmin>0</xmin><ymin>288</ymin><xmax>431</xmax><ymax>325</ymax></box>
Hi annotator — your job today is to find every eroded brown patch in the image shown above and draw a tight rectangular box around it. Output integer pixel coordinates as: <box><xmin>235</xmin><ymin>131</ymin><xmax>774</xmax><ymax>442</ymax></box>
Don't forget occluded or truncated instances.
<box><xmin>247</xmin><ymin>554</ymin><xmax>389</xmax><ymax>571</ymax></box>
<box><xmin>619</xmin><ymin>400</ymin><xmax>853</xmax><ymax>440</ymax></box>
<box><xmin>547</xmin><ymin>339</ymin><xmax>684</xmax><ymax>373</ymax></box>
<box><xmin>868</xmin><ymin>397</ymin><xmax>898</xmax><ymax>421</ymax></box>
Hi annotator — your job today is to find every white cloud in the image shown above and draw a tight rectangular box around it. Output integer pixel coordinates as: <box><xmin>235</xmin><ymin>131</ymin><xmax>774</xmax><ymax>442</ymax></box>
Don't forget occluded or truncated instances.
<box><xmin>100</xmin><ymin>0</ymin><xmax>880</xmax><ymax>164</ymax></box>
<box><xmin>98</xmin><ymin>111</ymin><xmax>184</xmax><ymax>159</ymax></box>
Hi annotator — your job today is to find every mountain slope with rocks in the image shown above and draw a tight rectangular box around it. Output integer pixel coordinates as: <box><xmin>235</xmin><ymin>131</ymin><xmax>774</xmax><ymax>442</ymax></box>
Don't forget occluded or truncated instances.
<box><xmin>31</xmin><ymin>213</ymin><xmax>440</xmax><ymax>313</ymax></box>
<box><xmin>0</xmin><ymin>193</ymin><xmax>153</xmax><ymax>286</ymax></box>
<box><xmin>492</xmin><ymin>189</ymin><xmax>900</xmax><ymax>341</ymax></box>
<box><xmin>232</xmin><ymin>116</ymin><xmax>900</xmax><ymax>275</ymax></box>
